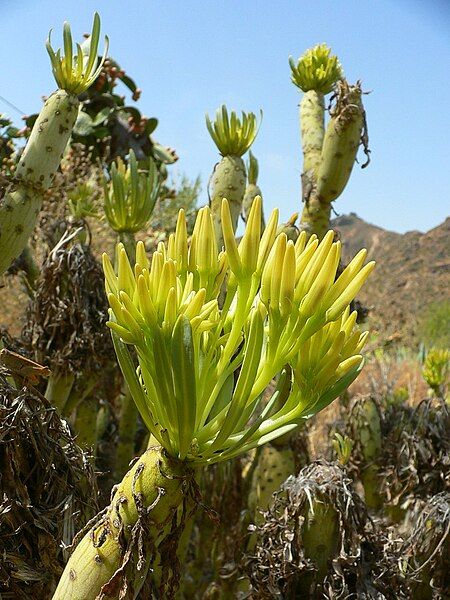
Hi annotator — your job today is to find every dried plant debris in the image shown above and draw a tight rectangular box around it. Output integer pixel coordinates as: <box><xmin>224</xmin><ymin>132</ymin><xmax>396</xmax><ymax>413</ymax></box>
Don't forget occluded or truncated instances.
<box><xmin>245</xmin><ymin>462</ymin><xmax>406</xmax><ymax>599</ymax></box>
<box><xmin>400</xmin><ymin>492</ymin><xmax>450</xmax><ymax>598</ymax></box>
<box><xmin>0</xmin><ymin>378</ymin><xmax>98</xmax><ymax>598</ymax></box>
<box><xmin>381</xmin><ymin>397</ymin><xmax>450</xmax><ymax>513</ymax></box>
<box><xmin>23</xmin><ymin>240</ymin><xmax>113</xmax><ymax>373</ymax></box>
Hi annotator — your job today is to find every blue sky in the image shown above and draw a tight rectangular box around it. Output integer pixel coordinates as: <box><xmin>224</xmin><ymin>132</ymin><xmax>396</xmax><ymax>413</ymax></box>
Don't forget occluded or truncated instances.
<box><xmin>1</xmin><ymin>0</ymin><xmax>449</xmax><ymax>233</ymax></box>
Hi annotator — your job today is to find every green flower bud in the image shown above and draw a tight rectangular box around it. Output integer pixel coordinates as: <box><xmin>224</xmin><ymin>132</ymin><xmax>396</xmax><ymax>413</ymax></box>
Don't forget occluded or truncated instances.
<box><xmin>289</xmin><ymin>44</ymin><xmax>343</xmax><ymax>94</ymax></box>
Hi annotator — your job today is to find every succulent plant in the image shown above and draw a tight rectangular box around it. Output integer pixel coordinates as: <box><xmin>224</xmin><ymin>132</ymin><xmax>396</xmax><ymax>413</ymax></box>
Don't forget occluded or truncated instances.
<box><xmin>401</xmin><ymin>492</ymin><xmax>450</xmax><ymax>599</ymax></box>
<box><xmin>0</xmin><ymin>14</ymin><xmax>108</xmax><ymax>276</ymax></box>
<box><xmin>54</xmin><ymin>197</ymin><xmax>373</xmax><ymax>597</ymax></box>
<box><xmin>347</xmin><ymin>395</ymin><xmax>383</xmax><ymax>510</ymax></box>
<box><xmin>245</xmin><ymin>462</ymin><xmax>401</xmax><ymax>598</ymax></box>
<box><xmin>289</xmin><ymin>45</ymin><xmax>342</xmax><ymax>230</ymax></box>
<box><xmin>206</xmin><ymin>105</ymin><xmax>261</xmax><ymax>246</ymax></box>
<box><xmin>290</xmin><ymin>45</ymin><xmax>370</xmax><ymax>239</ymax></box>
<box><xmin>248</xmin><ymin>442</ymin><xmax>296</xmax><ymax>524</ymax></box>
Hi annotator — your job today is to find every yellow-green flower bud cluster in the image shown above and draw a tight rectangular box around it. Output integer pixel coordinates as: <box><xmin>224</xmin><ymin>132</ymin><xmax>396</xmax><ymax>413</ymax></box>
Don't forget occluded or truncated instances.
<box><xmin>289</xmin><ymin>44</ymin><xmax>343</xmax><ymax>94</ymax></box>
<box><xmin>206</xmin><ymin>105</ymin><xmax>261</xmax><ymax>157</ymax></box>
<box><xmin>103</xmin><ymin>197</ymin><xmax>374</xmax><ymax>464</ymax></box>
<box><xmin>46</xmin><ymin>12</ymin><xmax>109</xmax><ymax>94</ymax></box>
<box><xmin>103</xmin><ymin>150</ymin><xmax>160</xmax><ymax>234</ymax></box>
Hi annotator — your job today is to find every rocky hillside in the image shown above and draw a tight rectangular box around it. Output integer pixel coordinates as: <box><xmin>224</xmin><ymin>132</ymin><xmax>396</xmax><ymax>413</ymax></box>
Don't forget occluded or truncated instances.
<box><xmin>332</xmin><ymin>213</ymin><xmax>450</xmax><ymax>346</ymax></box>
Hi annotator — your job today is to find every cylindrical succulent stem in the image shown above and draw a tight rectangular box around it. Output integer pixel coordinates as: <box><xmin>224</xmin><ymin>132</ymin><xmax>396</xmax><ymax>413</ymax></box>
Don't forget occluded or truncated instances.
<box><xmin>299</xmin><ymin>82</ymin><xmax>366</xmax><ymax>239</ymax></box>
<box><xmin>74</xmin><ymin>395</ymin><xmax>99</xmax><ymax>453</ymax></box>
<box><xmin>52</xmin><ymin>446</ymin><xmax>192</xmax><ymax>600</ymax></box>
<box><xmin>45</xmin><ymin>368</ymin><xmax>76</xmax><ymax>414</ymax></box>
<box><xmin>315</xmin><ymin>80</ymin><xmax>366</xmax><ymax>205</ymax></box>
<box><xmin>299</xmin><ymin>194</ymin><xmax>332</xmax><ymax>240</ymax></box>
<box><xmin>242</xmin><ymin>183</ymin><xmax>263</xmax><ymax>225</ymax></box>
<box><xmin>210</xmin><ymin>155</ymin><xmax>246</xmax><ymax>246</ymax></box>
<box><xmin>0</xmin><ymin>91</ymin><xmax>79</xmax><ymax>275</ymax></box>
<box><xmin>300</xmin><ymin>90</ymin><xmax>325</xmax><ymax>187</ymax></box>
<box><xmin>242</xmin><ymin>151</ymin><xmax>265</xmax><ymax>228</ymax></box>
<box><xmin>349</xmin><ymin>396</ymin><xmax>383</xmax><ymax>510</ymax></box>
<box><xmin>248</xmin><ymin>442</ymin><xmax>296</xmax><ymax>523</ymax></box>
<box><xmin>206</xmin><ymin>106</ymin><xmax>260</xmax><ymax>247</ymax></box>
<box><xmin>118</xmin><ymin>230</ymin><xmax>137</xmax><ymax>265</ymax></box>
<box><xmin>303</xmin><ymin>500</ymin><xmax>339</xmax><ymax>576</ymax></box>
<box><xmin>114</xmin><ymin>388</ymin><xmax>139</xmax><ymax>480</ymax></box>
<box><xmin>16</xmin><ymin>244</ymin><xmax>41</xmax><ymax>296</ymax></box>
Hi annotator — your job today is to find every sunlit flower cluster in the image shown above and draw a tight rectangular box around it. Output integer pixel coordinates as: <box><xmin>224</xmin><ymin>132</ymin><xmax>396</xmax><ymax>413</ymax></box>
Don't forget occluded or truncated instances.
<box><xmin>103</xmin><ymin>197</ymin><xmax>374</xmax><ymax>463</ymax></box>
<box><xmin>289</xmin><ymin>43</ymin><xmax>343</xmax><ymax>94</ymax></box>
<box><xmin>46</xmin><ymin>12</ymin><xmax>109</xmax><ymax>94</ymax></box>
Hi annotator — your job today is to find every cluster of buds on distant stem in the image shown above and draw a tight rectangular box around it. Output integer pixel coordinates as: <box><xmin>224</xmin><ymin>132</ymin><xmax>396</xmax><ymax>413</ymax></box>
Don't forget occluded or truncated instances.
<box><xmin>0</xmin><ymin>13</ymin><xmax>108</xmax><ymax>276</ymax></box>
<box><xmin>290</xmin><ymin>44</ymin><xmax>369</xmax><ymax>239</ymax></box>
<box><xmin>103</xmin><ymin>149</ymin><xmax>160</xmax><ymax>236</ymax></box>
<box><xmin>207</xmin><ymin>105</ymin><xmax>262</xmax><ymax>246</ymax></box>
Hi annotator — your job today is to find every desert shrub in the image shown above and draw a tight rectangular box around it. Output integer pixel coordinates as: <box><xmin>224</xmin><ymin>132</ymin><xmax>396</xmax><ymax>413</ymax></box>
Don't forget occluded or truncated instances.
<box><xmin>418</xmin><ymin>300</ymin><xmax>450</xmax><ymax>349</ymax></box>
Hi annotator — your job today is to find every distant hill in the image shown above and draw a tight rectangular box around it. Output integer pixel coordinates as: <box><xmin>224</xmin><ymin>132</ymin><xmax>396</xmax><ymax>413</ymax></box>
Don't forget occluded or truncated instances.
<box><xmin>332</xmin><ymin>213</ymin><xmax>450</xmax><ymax>346</ymax></box>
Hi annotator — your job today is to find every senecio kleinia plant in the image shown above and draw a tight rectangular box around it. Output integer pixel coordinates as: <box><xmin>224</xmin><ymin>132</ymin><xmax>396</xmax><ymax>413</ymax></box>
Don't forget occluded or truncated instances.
<box><xmin>290</xmin><ymin>44</ymin><xmax>369</xmax><ymax>240</ymax></box>
<box><xmin>54</xmin><ymin>197</ymin><xmax>374</xmax><ymax>599</ymax></box>
<box><xmin>289</xmin><ymin>44</ymin><xmax>343</xmax><ymax>184</ymax></box>
<box><xmin>0</xmin><ymin>14</ymin><xmax>108</xmax><ymax>275</ymax></box>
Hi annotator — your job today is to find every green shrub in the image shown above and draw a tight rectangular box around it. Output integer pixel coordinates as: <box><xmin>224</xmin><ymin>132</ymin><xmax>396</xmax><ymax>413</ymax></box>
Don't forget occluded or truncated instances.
<box><xmin>418</xmin><ymin>300</ymin><xmax>450</xmax><ymax>349</ymax></box>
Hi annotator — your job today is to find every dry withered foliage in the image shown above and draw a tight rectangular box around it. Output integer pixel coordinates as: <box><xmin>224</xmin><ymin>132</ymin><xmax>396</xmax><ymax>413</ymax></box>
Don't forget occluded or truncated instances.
<box><xmin>24</xmin><ymin>238</ymin><xmax>113</xmax><ymax>373</ymax></box>
<box><xmin>400</xmin><ymin>492</ymin><xmax>450</xmax><ymax>597</ymax></box>
<box><xmin>0</xmin><ymin>377</ymin><xmax>98</xmax><ymax>598</ymax></box>
<box><xmin>244</xmin><ymin>462</ymin><xmax>406</xmax><ymax>599</ymax></box>
<box><xmin>380</xmin><ymin>397</ymin><xmax>450</xmax><ymax>512</ymax></box>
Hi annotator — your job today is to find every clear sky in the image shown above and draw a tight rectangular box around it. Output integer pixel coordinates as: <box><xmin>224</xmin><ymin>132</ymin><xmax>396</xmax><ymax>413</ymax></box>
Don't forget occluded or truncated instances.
<box><xmin>1</xmin><ymin>0</ymin><xmax>449</xmax><ymax>233</ymax></box>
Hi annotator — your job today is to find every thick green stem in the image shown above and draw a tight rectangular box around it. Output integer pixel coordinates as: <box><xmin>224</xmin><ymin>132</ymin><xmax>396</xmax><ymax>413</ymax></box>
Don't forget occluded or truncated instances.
<box><xmin>64</xmin><ymin>374</ymin><xmax>98</xmax><ymax>417</ymax></box>
<box><xmin>351</xmin><ymin>397</ymin><xmax>383</xmax><ymax>510</ymax></box>
<box><xmin>300</xmin><ymin>90</ymin><xmax>325</xmax><ymax>179</ymax></box>
<box><xmin>118</xmin><ymin>231</ymin><xmax>136</xmax><ymax>265</ymax></box>
<box><xmin>248</xmin><ymin>442</ymin><xmax>295</xmax><ymax>524</ymax></box>
<box><xmin>210</xmin><ymin>155</ymin><xmax>246</xmax><ymax>247</ymax></box>
<box><xmin>297</xmin><ymin>500</ymin><xmax>339</xmax><ymax>595</ymax></box>
<box><xmin>0</xmin><ymin>90</ymin><xmax>79</xmax><ymax>275</ymax></box>
<box><xmin>74</xmin><ymin>396</ymin><xmax>99</xmax><ymax>453</ymax></box>
<box><xmin>298</xmin><ymin>90</ymin><xmax>328</xmax><ymax>239</ymax></box>
<box><xmin>53</xmin><ymin>446</ymin><xmax>192</xmax><ymax>600</ymax></box>
<box><xmin>315</xmin><ymin>83</ymin><xmax>364</xmax><ymax>204</ymax></box>
<box><xmin>242</xmin><ymin>183</ymin><xmax>265</xmax><ymax>229</ymax></box>
<box><xmin>114</xmin><ymin>388</ymin><xmax>139</xmax><ymax>480</ymax></box>
<box><xmin>299</xmin><ymin>194</ymin><xmax>331</xmax><ymax>240</ymax></box>
<box><xmin>16</xmin><ymin>244</ymin><xmax>40</xmax><ymax>297</ymax></box>
<box><xmin>45</xmin><ymin>369</ymin><xmax>75</xmax><ymax>413</ymax></box>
